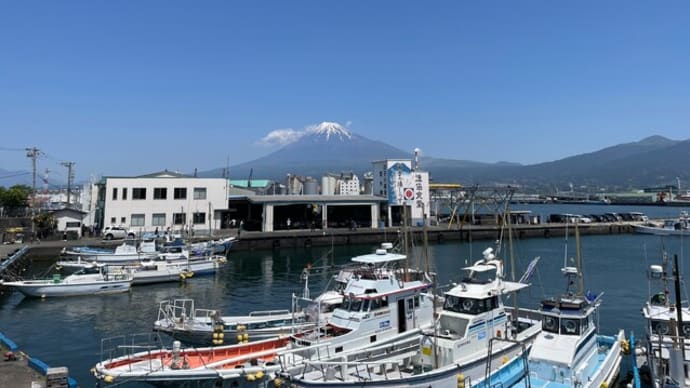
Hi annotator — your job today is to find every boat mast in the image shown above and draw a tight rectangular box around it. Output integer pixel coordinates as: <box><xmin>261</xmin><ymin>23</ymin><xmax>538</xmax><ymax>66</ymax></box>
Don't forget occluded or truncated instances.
<box><xmin>575</xmin><ymin>221</ymin><xmax>585</xmax><ymax>295</ymax></box>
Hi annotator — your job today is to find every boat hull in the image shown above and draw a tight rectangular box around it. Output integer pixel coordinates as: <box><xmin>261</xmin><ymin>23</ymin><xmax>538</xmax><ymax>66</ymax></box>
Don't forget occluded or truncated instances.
<box><xmin>634</xmin><ymin>224</ymin><xmax>690</xmax><ymax>236</ymax></box>
<box><xmin>4</xmin><ymin>280</ymin><xmax>131</xmax><ymax>297</ymax></box>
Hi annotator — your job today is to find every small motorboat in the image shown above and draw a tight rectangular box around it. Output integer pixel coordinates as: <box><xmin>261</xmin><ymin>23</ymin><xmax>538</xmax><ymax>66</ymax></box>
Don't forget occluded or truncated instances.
<box><xmin>2</xmin><ymin>266</ymin><xmax>132</xmax><ymax>298</ymax></box>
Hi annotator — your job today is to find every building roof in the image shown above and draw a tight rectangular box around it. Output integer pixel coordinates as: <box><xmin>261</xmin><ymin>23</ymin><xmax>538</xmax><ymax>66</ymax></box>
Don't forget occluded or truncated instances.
<box><xmin>230</xmin><ymin>194</ymin><xmax>387</xmax><ymax>204</ymax></box>
<box><xmin>50</xmin><ymin>207</ymin><xmax>87</xmax><ymax>216</ymax></box>
<box><xmin>229</xmin><ymin>179</ymin><xmax>273</xmax><ymax>188</ymax></box>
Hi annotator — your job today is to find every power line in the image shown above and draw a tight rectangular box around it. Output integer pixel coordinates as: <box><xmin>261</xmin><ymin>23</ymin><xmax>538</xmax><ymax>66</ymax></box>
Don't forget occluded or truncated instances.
<box><xmin>0</xmin><ymin>172</ymin><xmax>31</xmax><ymax>180</ymax></box>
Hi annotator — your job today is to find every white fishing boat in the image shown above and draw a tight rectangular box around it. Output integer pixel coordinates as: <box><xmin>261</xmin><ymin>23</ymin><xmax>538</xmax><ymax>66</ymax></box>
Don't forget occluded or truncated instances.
<box><xmin>2</xmin><ymin>266</ymin><xmax>132</xmax><ymax>298</ymax></box>
<box><xmin>153</xmin><ymin>262</ymin><xmax>346</xmax><ymax>345</ymax></box>
<box><xmin>125</xmin><ymin>254</ymin><xmax>227</xmax><ymax>285</ymax></box>
<box><xmin>634</xmin><ymin>211</ymin><xmax>690</xmax><ymax>236</ymax></box>
<box><xmin>639</xmin><ymin>252</ymin><xmax>690</xmax><ymax>386</ymax></box>
<box><xmin>61</xmin><ymin>240</ymin><xmax>158</xmax><ymax>263</ymax></box>
<box><xmin>92</xmin><ymin>243</ymin><xmax>436</xmax><ymax>385</ymax></box>
<box><xmin>512</xmin><ymin>224</ymin><xmax>624</xmax><ymax>388</ymax></box>
<box><xmin>279</xmin><ymin>247</ymin><xmax>542</xmax><ymax>388</ymax></box>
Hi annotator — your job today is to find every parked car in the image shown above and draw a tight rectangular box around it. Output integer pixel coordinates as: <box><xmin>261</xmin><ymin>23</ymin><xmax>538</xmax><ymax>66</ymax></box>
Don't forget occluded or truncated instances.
<box><xmin>102</xmin><ymin>226</ymin><xmax>135</xmax><ymax>240</ymax></box>
<box><xmin>587</xmin><ymin>214</ymin><xmax>603</xmax><ymax>222</ymax></box>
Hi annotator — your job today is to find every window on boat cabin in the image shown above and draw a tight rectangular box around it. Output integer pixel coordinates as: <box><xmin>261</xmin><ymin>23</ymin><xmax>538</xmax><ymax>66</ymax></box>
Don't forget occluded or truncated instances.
<box><xmin>173</xmin><ymin>213</ymin><xmax>186</xmax><ymax>225</ymax></box>
<box><xmin>152</xmin><ymin>213</ymin><xmax>166</xmax><ymax>226</ymax></box>
<box><xmin>122</xmin><ymin>188</ymin><xmax>127</xmax><ymax>200</ymax></box>
<box><xmin>651</xmin><ymin>320</ymin><xmax>674</xmax><ymax>336</ymax></box>
<box><xmin>112</xmin><ymin>187</ymin><xmax>118</xmax><ymax>200</ymax></box>
<box><xmin>560</xmin><ymin>318</ymin><xmax>580</xmax><ymax>335</ymax></box>
<box><xmin>439</xmin><ymin>314</ymin><xmax>468</xmax><ymax>337</ymax></box>
<box><xmin>154</xmin><ymin>187</ymin><xmax>167</xmax><ymax>200</ymax></box>
<box><xmin>174</xmin><ymin>187</ymin><xmax>187</xmax><ymax>200</ymax></box>
<box><xmin>193</xmin><ymin>212</ymin><xmax>206</xmax><ymax>224</ymax></box>
<box><xmin>131</xmin><ymin>214</ymin><xmax>145</xmax><ymax>227</ymax></box>
<box><xmin>132</xmin><ymin>188</ymin><xmax>146</xmax><ymax>200</ymax></box>
<box><xmin>443</xmin><ymin>295</ymin><xmax>498</xmax><ymax>315</ymax></box>
<box><xmin>542</xmin><ymin>315</ymin><xmax>559</xmax><ymax>334</ymax></box>
<box><xmin>193</xmin><ymin>187</ymin><xmax>207</xmax><ymax>200</ymax></box>
<box><xmin>370</xmin><ymin>297</ymin><xmax>388</xmax><ymax>311</ymax></box>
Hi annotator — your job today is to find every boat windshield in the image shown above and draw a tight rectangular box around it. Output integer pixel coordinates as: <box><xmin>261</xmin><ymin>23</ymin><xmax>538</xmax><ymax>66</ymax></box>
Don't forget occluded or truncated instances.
<box><xmin>650</xmin><ymin>320</ymin><xmax>690</xmax><ymax>338</ymax></box>
<box><xmin>542</xmin><ymin>315</ymin><xmax>559</xmax><ymax>334</ymax></box>
<box><xmin>443</xmin><ymin>295</ymin><xmax>498</xmax><ymax>315</ymax></box>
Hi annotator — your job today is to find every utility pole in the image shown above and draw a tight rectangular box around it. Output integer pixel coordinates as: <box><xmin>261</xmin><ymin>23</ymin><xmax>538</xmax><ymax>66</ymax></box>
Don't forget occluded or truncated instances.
<box><xmin>61</xmin><ymin>161</ymin><xmax>75</xmax><ymax>207</ymax></box>
<box><xmin>25</xmin><ymin>147</ymin><xmax>41</xmax><ymax>241</ymax></box>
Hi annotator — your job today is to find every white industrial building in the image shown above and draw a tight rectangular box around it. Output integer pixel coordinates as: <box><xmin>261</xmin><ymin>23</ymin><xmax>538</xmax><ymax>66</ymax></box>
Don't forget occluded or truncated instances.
<box><xmin>372</xmin><ymin>159</ymin><xmax>430</xmax><ymax>227</ymax></box>
<box><xmin>337</xmin><ymin>173</ymin><xmax>360</xmax><ymax>196</ymax></box>
<box><xmin>97</xmin><ymin>171</ymin><xmax>229</xmax><ymax>234</ymax></box>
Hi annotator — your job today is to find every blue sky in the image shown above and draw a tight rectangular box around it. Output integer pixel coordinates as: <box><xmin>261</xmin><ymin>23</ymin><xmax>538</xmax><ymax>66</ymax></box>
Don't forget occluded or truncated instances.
<box><xmin>1</xmin><ymin>1</ymin><xmax>689</xmax><ymax>183</ymax></box>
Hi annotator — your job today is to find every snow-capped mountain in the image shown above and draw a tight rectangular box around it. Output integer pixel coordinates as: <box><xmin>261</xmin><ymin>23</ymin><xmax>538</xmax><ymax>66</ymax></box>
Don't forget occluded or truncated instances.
<box><xmin>217</xmin><ymin>122</ymin><xmax>412</xmax><ymax>180</ymax></box>
<box><xmin>304</xmin><ymin>121</ymin><xmax>352</xmax><ymax>141</ymax></box>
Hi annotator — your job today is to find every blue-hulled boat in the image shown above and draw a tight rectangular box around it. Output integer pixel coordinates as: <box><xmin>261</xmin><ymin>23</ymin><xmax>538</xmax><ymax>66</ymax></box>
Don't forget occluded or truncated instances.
<box><xmin>512</xmin><ymin>224</ymin><xmax>624</xmax><ymax>388</ymax></box>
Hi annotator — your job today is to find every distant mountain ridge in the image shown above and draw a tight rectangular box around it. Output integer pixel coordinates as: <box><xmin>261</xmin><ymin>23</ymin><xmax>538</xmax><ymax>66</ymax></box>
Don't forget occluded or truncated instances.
<box><xmin>215</xmin><ymin>127</ymin><xmax>689</xmax><ymax>191</ymax></box>
<box><xmin>2</xmin><ymin>127</ymin><xmax>688</xmax><ymax>191</ymax></box>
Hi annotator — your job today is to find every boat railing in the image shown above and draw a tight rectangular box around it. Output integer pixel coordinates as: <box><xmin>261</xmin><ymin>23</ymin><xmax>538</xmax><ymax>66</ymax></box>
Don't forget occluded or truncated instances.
<box><xmin>100</xmin><ymin>332</ymin><xmax>169</xmax><ymax>371</ymax></box>
<box><xmin>295</xmin><ymin>346</ymin><xmax>419</xmax><ymax>382</ymax></box>
<box><xmin>248</xmin><ymin>309</ymin><xmax>291</xmax><ymax>317</ymax></box>
<box><xmin>157</xmin><ymin>299</ymin><xmax>195</xmax><ymax>324</ymax></box>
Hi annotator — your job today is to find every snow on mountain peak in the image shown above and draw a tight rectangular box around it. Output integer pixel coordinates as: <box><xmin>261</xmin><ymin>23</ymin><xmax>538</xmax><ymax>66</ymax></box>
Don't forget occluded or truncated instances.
<box><xmin>306</xmin><ymin>122</ymin><xmax>352</xmax><ymax>140</ymax></box>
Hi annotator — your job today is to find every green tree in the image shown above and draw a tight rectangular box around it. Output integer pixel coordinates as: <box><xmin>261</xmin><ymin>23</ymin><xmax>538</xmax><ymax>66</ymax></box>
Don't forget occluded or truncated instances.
<box><xmin>0</xmin><ymin>185</ymin><xmax>31</xmax><ymax>209</ymax></box>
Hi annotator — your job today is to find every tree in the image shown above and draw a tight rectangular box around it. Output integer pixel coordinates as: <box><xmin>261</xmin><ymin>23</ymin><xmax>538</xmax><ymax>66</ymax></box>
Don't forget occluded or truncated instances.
<box><xmin>0</xmin><ymin>185</ymin><xmax>31</xmax><ymax>213</ymax></box>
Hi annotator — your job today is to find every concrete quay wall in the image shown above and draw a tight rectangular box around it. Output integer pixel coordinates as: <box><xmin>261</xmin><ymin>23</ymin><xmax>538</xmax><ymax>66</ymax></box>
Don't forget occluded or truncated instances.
<box><xmin>1</xmin><ymin>222</ymin><xmax>635</xmax><ymax>260</ymax></box>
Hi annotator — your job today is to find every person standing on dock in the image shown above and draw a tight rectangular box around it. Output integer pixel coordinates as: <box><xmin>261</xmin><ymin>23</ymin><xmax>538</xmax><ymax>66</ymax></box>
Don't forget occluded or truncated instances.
<box><xmin>287</xmin><ymin>218</ymin><xmax>291</xmax><ymax>230</ymax></box>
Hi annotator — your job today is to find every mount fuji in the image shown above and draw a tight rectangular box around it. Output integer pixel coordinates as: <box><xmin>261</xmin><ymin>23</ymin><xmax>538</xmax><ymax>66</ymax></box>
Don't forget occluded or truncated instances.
<box><xmin>214</xmin><ymin>122</ymin><xmax>413</xmax><ymax>180</ymax></box>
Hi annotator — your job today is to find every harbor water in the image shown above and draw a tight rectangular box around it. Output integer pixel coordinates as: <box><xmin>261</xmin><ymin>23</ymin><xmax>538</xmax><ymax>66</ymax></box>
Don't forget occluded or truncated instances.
<box><xmin>0</xmin><ymin>204</ymin><xmax>689</xmax><ymax>387</ymax></box>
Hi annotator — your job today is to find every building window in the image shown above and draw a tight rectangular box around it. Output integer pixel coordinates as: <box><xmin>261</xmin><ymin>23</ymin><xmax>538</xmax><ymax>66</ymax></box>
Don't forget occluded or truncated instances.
<box><xmin>112</xmin><ymin>188</ymin><xmax>118</xmax><ymax>200</ymax></box>
<box><xmin>174</xmin><ymin>187</ymin><xmax>187</xmax><ymax>200</ymax></box>
<box><xmin>154</xmin><ymin>188</ymin><xmax>167</xmax><ymax>200</ymax></box>
<box><xmin>173</xmin><ymin>213</ymin><xmax>186</xmax><ymax>225</ymax></box>
<box><xmin>122</xmin><ymin>188</ymin><xmax>128</xmax><ymax>200</ymax></box>
<box><xmin>193</xmin><ymin>212</ymin><xmax>206</xmax><ymax>224</ymax></box>
<box><xmin>110</xmin><ymin>217</ymin><xmax>116</xmax><ymax>224</ymax></box>
<box><xmin>193</xmin><ymin>187</ymin><xmax>207</xmax><ymax>200</ymax></box>
<box><xmin>66</xmin><ymin>221</ymin><xmax>81</xmax><ymax>228</ymax></box>
<box><xmin>152</xmin><ymin>213</ymin><xmax>166</xmax><ymax>226</ymax></box>
<box><xmin>131</xmin><ymin>214</ymin><xmax>145</xmax><ymax>227</ymax></box>
<box><xmin>120</xmin><ymin>217</ymin><xmax>127</xmax><ymax>224</ymax></box>
<box><xmin>132</xmin><ymin>188</ymin><xmax>146</xmax><ymax>200</ymax></box>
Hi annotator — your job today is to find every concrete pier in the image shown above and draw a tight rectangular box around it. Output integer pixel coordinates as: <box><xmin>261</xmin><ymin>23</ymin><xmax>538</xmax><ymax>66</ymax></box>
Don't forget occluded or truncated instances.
<box><xmin>0</xmin><ymin>331</ymin><xmax>78</xmax><ymax>388</ymax></box>
<box><xmin>0</xmin><ymin>221</ymin><xmax>638</xmax><ymax>262</ymax></box>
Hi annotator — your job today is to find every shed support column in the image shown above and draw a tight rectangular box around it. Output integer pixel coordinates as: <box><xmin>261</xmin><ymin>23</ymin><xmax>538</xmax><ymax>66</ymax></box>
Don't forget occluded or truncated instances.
<box><xmin>387</xmin><ymin>205</ymin><xmax>393</xmax><ymax>228</ymax></box>
<box><xmin>371</xmin><ymin>204</ymin><xmax>379</xmax><ymax>229</ymax></box>
<box><xmin>264</xmin><ymin>204</ymin><xmax>274</xmax><ymax>232</ymax></box>
<box><xmin>322</xmin><ymin>204</ymin><xmax>328</xmax><ymax>230</ymax></box>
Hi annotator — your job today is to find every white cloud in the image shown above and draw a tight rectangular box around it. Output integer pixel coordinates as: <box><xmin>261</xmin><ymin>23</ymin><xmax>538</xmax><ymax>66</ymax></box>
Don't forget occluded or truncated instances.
<box><xmin>257</xmin><ymin>128</ymin><xmax>305</xmax><ymax>146</ymax></box>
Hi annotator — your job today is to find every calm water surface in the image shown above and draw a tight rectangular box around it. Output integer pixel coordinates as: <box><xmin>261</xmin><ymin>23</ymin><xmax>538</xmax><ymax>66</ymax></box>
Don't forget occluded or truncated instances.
<box><xmin>1</xmin><ymin>204</ymin><xmax>689</xmax><ymax>387</ymax></box>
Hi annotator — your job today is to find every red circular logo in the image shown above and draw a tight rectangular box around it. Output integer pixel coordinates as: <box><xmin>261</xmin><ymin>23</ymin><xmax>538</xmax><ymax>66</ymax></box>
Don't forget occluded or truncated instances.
<box><xmin>403</xmin><ymin>188</ymin><xmax>414</xmax><ymax>200</ymax></box>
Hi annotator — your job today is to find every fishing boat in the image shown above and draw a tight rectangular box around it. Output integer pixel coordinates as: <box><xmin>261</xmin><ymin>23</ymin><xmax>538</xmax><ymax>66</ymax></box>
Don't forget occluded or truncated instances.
<box><xmin>124</xmin><ymin>254</ymin><xmax>227</xmax><ymax>285</ymax></box>
<box><xmin>278</xmin><ymin>247</ymin><xmax>542</xmax><ymax>388</ymax></box>
<box><xmin>638</xmin><ymin>251</ymin><xmax>690</xmax><ymax>386</ymax></box>
<box><xmin>61</xmin><ymin>240</ymin><xmax>158</xmax><ymax>263</ymax></box>
<box><xmin>92</xmin><ymin>243</ymin><xmax>436</xmax><ymax>385</ymax></box>
<box><xmin>634</xmin><ymin>211</ymin><xmax>690</xmax><ymax>236</ymax></box>
<box><xmin>1</xmin><ymin>266</ymin><xmax>132</xmax><ymax>298</ymax></box>
<box><xmin>153</xmin><ymin>261</ymin><xmax>346</xmax><ymax>345</ymax></box>
<box><xmin>512</xmin><ymin>223</ymin><xmax>625</xmax><ymax>388</ymax></box>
